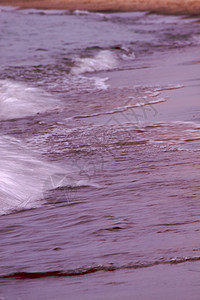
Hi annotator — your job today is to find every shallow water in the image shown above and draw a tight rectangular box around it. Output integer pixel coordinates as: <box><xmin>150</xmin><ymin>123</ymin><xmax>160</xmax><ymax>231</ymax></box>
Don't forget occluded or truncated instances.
<box><xmin>0</xmin><ymin>6</ymin><xmax>200</xmax><ymax>299</ymax></box>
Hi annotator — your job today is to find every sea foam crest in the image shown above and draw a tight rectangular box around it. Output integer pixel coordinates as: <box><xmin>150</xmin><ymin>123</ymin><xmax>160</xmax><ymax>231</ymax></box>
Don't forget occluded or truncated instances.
<box><xmin>0</xmin><ymin>80</ymin><xmax>61</xmax><ymax>120</ymax></box>
<box><xmin>0</xmin><ymin>136</ymin><xmax>66</xmax><ymax>215</ymax></box>
<box><xmin>0</xmin><ymin>135</ymin><xmax>99</xmax><ymax>215</ymax></box>
<box><xmin>71</xmin><ymin>50</ymin><xmax>117</xmax><ymax>75</ymax></box>
<box><xmin>0</xmin><ymin>135</ymin><xmax>98</xmax><ymax>215</ymax></box>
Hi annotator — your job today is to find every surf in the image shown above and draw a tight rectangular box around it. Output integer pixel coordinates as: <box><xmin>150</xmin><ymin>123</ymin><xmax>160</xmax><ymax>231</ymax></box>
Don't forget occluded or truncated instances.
<box><xmin>0</xmin><ymin>135</ymin><xmax>68</xmax><ymax>215</ymax></box>
<box><xmin>0</xmin><ymin>80</ymin><xmax>61</xmax><ymax>120</ymax></box>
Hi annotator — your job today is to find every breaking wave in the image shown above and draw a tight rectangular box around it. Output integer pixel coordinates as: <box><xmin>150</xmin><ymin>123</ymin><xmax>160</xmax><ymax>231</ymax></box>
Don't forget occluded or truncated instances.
<box><xmin>0</xmin><ymin>80</ymin><xmax>61</xmax><ymax>120</ymax></box>
<box><xmin>0</xmin><ymin>133</ymin><xmax>99</xmax><ymax>216</ymax></box>
<box><xmin>0</xmin><ymin>136</ymin><xmax>68</xmax><ymax>215</ymax></box>
<box><xmin>71</xmin><ymin>50</ymin><xmax>118</xmax><ymax>75</ymax></box>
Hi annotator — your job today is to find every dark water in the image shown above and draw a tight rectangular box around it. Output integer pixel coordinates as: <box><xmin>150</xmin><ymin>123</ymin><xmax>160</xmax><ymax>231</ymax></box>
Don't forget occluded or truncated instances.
<box><xmin>0</xmin><ymin>6</ymin><xmax>200</xmax><ymax>299</ymax></box>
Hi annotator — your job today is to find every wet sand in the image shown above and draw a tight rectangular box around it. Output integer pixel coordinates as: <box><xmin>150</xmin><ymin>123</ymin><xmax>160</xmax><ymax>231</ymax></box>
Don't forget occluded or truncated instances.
<box><xmin>94</xmin><ymin>45</ymin><xmax>200</xmax><ymax>127</ymax></box>
<box><xmin>0</xmin><ymin>0</ymin><xmax>200</xmax><ymax>14</ymax></box>
<box><xmin>1</xmin><ymin>261</ymin><xmax>200</xmax><ymax>300</ymax></box>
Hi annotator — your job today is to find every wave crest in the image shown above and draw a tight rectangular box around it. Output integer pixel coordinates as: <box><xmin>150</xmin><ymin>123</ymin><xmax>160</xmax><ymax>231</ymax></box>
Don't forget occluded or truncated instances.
<box><xmin>71</xmin><ymin>50</ymin><xmax>117</xmax><ymax>75</ymax></box>
<box><xmin>0</xmin><ymin>80</ymin><xmax>61</xmax><ymax>120</ymax></box>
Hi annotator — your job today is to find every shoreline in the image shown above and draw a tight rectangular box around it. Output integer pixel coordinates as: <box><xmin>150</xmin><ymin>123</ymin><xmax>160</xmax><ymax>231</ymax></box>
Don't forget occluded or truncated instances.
<box><xmin>2</xmin><ymin>261</ymin><xmax>200</xmax><ymax>299</ymax></box>
<box><xmin>0</xmin><ymin>0</ymin><xmax>200</xmax><ymax>15</ymax></box>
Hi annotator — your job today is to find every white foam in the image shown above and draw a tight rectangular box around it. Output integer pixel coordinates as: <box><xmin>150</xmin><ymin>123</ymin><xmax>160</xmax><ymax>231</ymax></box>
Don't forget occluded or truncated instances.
<box><xmin>58</xmin><ymin>75</ymin><xmax>110</xmax><ymax>93</ymax></box>
<box><xmin>71</xmin><ymin>50</ymin><xmax>117</xmax><ymax>75</ymax></box>
<box><xmin>120</xmin><ymin>46</ymin><xmax>136</xmax><ymax>60</ymax></box>
<box><xmin>0</xmin><ymin>80</ymin><xmax>61</xmax><ymax>120</ymax></box>
<box><xmin>93</xmin><ymin>77</ymin><xmax>110</xmax><ymax>90</ymax></box>
<box><xmin>73</xmin><ymin>9</ymin><xmax>106</xmax><ymax>18</ymax></box>
<box><xmin>0</xmin><ymin>136</ymin><xmax>64</xmax><ymax>215</ymax></box>
<box><xmin>73</xmin><ymin>9</ymin><xmax>90</xmax><ymax>16</ymax></box>
<box><xmin>0</xmin><ymin>135</ymin><xmax>99</xmax><ymax>215</ymax></box>
<box><xmin>192</xmin><ymin>35</ymin><xmax>200</xmax><ymax>46</ymax></box>
<box><xmin>134</xmin><ymin>97</ymin><xmax>167</xmax><ymax>107</ymax></box>
<box><xmin>74</xmin><ymin>97</ymin><xmax>166</xmax><ymax>119</ymax></box>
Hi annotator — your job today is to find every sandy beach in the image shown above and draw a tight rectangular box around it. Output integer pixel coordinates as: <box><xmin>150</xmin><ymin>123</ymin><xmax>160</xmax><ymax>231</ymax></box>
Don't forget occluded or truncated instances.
<box><xmin>0</xmin><ymin>0</ymin><xmax>200</xmax><ymax>14</ymax></box>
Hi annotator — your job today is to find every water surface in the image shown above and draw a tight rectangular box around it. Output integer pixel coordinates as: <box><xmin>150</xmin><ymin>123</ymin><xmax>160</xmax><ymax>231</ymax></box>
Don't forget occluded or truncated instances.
<box><xmin>0</xmin><ymin>7</ymin><xmax>200</xmax><ymax>299</ymax></box>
